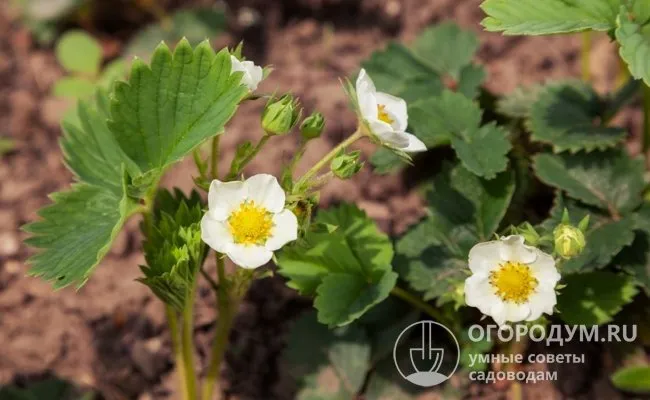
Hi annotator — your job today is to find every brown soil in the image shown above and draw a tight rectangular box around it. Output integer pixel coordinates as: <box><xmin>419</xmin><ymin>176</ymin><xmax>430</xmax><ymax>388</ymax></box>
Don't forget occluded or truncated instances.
<box><xmin>0</xmin><ymin>0</ymin><xmax>633</xmax><ymax>399</ymax></box>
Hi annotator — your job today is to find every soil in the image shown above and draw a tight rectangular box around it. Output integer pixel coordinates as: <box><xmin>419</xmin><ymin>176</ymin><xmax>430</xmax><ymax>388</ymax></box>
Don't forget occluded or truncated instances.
<box><xmin>0</xmin><ymin>0</ymin><xmax>637</xmax><ymax>399</ymax></box>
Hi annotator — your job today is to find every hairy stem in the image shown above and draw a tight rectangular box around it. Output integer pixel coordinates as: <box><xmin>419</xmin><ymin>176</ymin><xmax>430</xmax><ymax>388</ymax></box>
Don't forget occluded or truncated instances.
<box><xmin>211</xmin><ymin>135</ymin><xmax>220</xmax><ymax>180</ymax></box>
<box><xmin>166</xmin><ymin>307</ymin><xmax>188</xmax><ymax>400</ymax></box>
<box><xmin>294</xmin><ymin>129</ymin><xmax>363</xmax><ymax>191</ymax></box>
<box><xmin>288</xmin><ymin>140</ymin><xmax>308</xmax><ymax>175</ymax></box>
<box><xmin>581</xmin><ymin>31</ymin><xmax>591</xmax><ymax>82</ymax></box>
<box><xmin>181</xmin><ymin>281</ymin><xmax>198</xmax><ymax>400</ymax></box>
<box><xmin>643</xmin><ymin>84</ymin><xmax>650</xmax><ymax>157</ymax></box>
<box><xmin>390</xmin><ymin>286</ymin><xmax>450</xmax><ymax>326</ymax></box>
<box><xmin>202</xmin><ymin>255</ymin><xmax>235</xmax><ymax>400</ymax></box>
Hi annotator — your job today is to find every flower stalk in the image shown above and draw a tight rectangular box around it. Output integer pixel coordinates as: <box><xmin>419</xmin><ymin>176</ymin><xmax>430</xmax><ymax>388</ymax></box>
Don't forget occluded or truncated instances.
<box><xmin>165</xmin><ymin>306</ymin><xmax>189</xmax><ymax>400</ymax></box>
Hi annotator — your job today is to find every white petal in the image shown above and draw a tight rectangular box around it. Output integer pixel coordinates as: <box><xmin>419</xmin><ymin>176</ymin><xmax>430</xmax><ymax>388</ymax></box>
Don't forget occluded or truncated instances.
<box><xmin>368</xmin><ymin>119</ymin><xmax>410</xmax><ymax>148</ymax></box>
<box><xmin>201</xmin><ymin>214</ymin><xmax>234</xmax><ymax>253</ymax></box>
<box><xmin>526</xmin><ymin>288</ymin><xmax>557</xmax><ymax>321</ymax></box>
<box><xmin>356</xmin><ymin>69</ymin><xmax>378</xmax><ymax>119</ymax></box>
<box><xmin>208</xmin><ymin>180</ymin><xmax>247</xmax><ymax>220</ymax></box>
<box><xmin>529</xmin><ymin>250</ymin><xmax>561</xmax><ymax>290</ymax></box>
<box><xmin>226</xmin><ymin>243</ymin><xmax>273</xmax><ymax>269</ymax></box>
<box><xmin>502</xmin><ymin>303</ymin><xmax>532</xmax><ymax>323</ymax></box>
<box><xmin>490</xmin><ymin>301</ymin><xmax>507</xmax><ymax>326</ymax></box>
<box><xmin>244</xmin><ymin>174</ymin><xmax>285</xmax><ymax>213</ymax></box>
<box><xmin>499</xmin><ymin>235</ymin><xmax>537</xmax><ymax>264</ymax></box>
<box><xmin>265</xmin><ymin>209</ymin><xmax>298</xmax><ymax>251</ymax></box>
<box><xmin>464</xmin><ymin>273</ymin><xmax>499</xmax><ymax>315</ymax></box>
<box><xmin>401</xmin><ymin>132</ymin><xmax>427</xmax><ymax>153</ymax></box>
<box><xmin>376</xmin><ymin>92</ymin><xmax>408</xmax><ymax>131</ymax></box>
<box><xmin>468</xmin><ymin>241</ymin><xmax>502</xmax><ymax>274</ymax></box>
<box><xmin>241</xmin><ymin>60</ymin><xmax>263</xmax><ymax>90</ymax></box>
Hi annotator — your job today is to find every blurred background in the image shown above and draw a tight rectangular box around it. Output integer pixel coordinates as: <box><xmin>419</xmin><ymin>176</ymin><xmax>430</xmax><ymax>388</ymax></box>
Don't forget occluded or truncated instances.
<box><xmin>0</xmin><ymin>0</ymin><xmax>636</xmax><ymax>399</ymax></box>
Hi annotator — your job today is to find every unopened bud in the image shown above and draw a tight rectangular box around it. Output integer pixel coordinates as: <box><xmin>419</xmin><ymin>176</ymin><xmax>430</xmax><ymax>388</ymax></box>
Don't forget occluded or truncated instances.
<box><xmin>516</xmin><ymin>222</ymin><xmax>541</xmax><ymax>246</ymax></box>
<box><xmin>554</xmin><ymin>223</ymin><xmax>586</xmax><ymax>259</ymax></box>
<box><xmin>331</xmin><ymin>150</ymin><xmax>363</xmax><ymax>179</ymax></box>
<box><xmin>300</xmin><ymin>112</ymin><xmax>325</xmax><ymax>139</ymax></box>
<box><xmin>262</xmin><ymin>94</ymin><xmax>301</xmax><ymax>135</ymax></box>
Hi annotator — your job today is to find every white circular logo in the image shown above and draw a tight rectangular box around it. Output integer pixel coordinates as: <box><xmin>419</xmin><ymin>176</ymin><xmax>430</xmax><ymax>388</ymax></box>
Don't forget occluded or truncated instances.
<box><xmin>393</xmin><ymin>320</ymin><xmax>460</xmax><ymax>387</ymax></box>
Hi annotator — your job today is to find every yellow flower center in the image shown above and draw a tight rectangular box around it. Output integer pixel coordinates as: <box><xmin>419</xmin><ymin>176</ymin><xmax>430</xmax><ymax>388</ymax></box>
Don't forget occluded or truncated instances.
<box><xmin>377</xmin><ymin>104</ymin><xmax>394</xmax><ymax>125</ymax></box>
<box><xmin>489</xmin><ymin>262</ymin><xmax>538</xmax><ymax>304</ymax></box>
<box><xmin>228</xmin><ymin>201</ymin><xmax>274</xmax><ymax>246</ymax></box>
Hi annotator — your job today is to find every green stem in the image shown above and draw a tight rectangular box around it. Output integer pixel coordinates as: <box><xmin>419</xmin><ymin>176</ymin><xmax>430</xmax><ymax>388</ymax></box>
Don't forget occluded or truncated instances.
<box><xmin>166</xmin><ymin>307</ymin><xmax>188</xmax><ymax>400</ymax></box>
<box><xmin>227</xmin><ymin>135</ymin><xmax>271</xmax><ymax>180</ymax></box>
<box><xmin>294</xmin><ymin>129</ymin><xmax>363</xmax><ymax>191</ymax></box>
<box><xmin>390</xmin><ymin>286</ymin><xmax>449</xmax><ymax>325</ymax></box>
<box><xmin>202</xmin><ymin>255</ymin><xmax>236</xmax><ymax>400</ymax></box>
<box><xmin>288</xmin><ymin>140</ymin><xmax>308</xmax><ymax>175</ymax></box>
<box><xmin>181</xmin><ymin>281</ymin><xmax>198</xmax><ymax>400</ymax></box>
<box><xmin>644</xmin><ymin>84</ymin><xmax>650</xmax><ymax>157</ymax></box>
<box><xmin>581</xmin><ymin>31</ymin><xmax>591</xmax><ymax>82</ymax></box>
<box><xmin>211</xmin><ymin>135</ymin><xmax>220</xmax><ymax>180</ymax></box>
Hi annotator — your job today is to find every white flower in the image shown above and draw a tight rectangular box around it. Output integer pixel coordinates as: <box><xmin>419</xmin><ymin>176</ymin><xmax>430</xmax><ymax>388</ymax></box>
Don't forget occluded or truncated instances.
<box><xmin>201</xmin><ymin>174</ymin><xmax>298</xmax><ymax>269</ymax></box>
<box><xmin>355</xmin><ymin>68</ymin><xmax>426</xmax><ymax>153</ymax></box>
<box><xmin>464</xmin><ymin>235</ymin><xmax>561</xmax><ymax>326</ymax></box>
<box><xmin>230</xmin><ymin>55</ymin><xmax>263</xmax><ymax>91</ymax></box>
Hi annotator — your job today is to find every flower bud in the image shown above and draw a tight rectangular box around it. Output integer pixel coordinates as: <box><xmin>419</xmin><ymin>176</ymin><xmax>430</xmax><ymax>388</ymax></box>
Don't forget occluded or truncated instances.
<box><xmin>262</xmin><ymin>94</ymin><xmax>301</xmax><ymax>135</ymax></box>
<box><xmin>516</xmin><ymin>222</ymin><xmax>541</xmax><ymax>246</ymax></box>
<box><xmin>331</xmin><ymin>150</ymin><xmax>363</xmax><ymax>179</ymax></box>
<box><xmin>300</xmin><ymin>112</ymin><xmax>325</xmax><ymax>139</ymax></box>
<box><xmin>553</xmin><ymin>223</ymin><xmax>586</xmax><ymax>259</ymax></box>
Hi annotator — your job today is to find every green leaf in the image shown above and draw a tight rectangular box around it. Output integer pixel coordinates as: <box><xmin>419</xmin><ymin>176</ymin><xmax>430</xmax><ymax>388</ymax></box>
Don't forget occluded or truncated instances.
<box><xmin>496</xmin><ymin>84</ymin><xmax>541</xmax><ymax>119</ymax></box>
<box><xmin>542</xmin><ymin>195</ymin><xmax>636</xmax><ymax>273</ymax></box>
<box><xmin>55</xmin><ymin>30</ymin><xmax>102</xmax><ymax>75</ymax></box>
<box><xmin>0</xmin><ymin>377</ymin><xmax>94</xmax><ymax>400</ymax></box>
<box><xmin>529</xmin><ymin>81</ymin><xmax>626</xmax><ymax>152</ymax></box>
<box><xmin>613</xmin><ymin>231</ymin><xmax>650</xmax><ymax>295</ymax></box>
<box><xmin>457</xmin><ymin>64</ymin><xmax>487</xmax><ymax>99</ymax></box>
<box><xmin>284</xmin><ymin>312</ymin><xmax>371</xmax><ymax>399</ymax></box>
<box><xmin>410</xmin><ymin>91</ymin><xmax>511</xmax><ymax>178</ymax></box>
<box><xmin>369</xmin><ymin>147</ymin><xmax>407</xmax><ymax>175</ymax></box>
<box><xmin>24</xmin><ymin>182</ymin><xmax>139</xmax><ymax>288</ymax></box>
<box><xmin>277</xmin><ymin>204</ymin><xmax>397</xmax><ymax>326</ymax></box>
<box><xmin>411</xmin><ymin>22</ymin><xmax>480</xmax><ymax>79</ymax></box>
<box><xmin>395</xmin><ymin>165</ymin><xmax>514</xmax><ymax>301</ymax></box>
<box><xmin>480</xmin><ymin>0</ymin><xmax>619</xmax><ymax>35</ymax></box>
<box><xmin>0</xmin><ymin>137</ymin><xmax>15</xmax><ymax>156</ymax></box>
<box><xmin>124</xmin><ymin>8</ymin><xmax>227</xmax><ymax>60</ymax></box>
<box><xmin>52</xmin><ymin>76</ymin><xmax>97</xmax><ymax>99</ymax></box>
<box><xmin>533</xmin><ymin>150</ymin><xmax>645</xmax><ymax>215</ymax></box>
<box><xmin>616</xmin><ymin>7</ymin><xmax>650</xmax><ymax>85</ymax></box>
<box><xmin>611</xmin><ymin>366</ymin><xmax>650</xmax><ymax>393</ymax></box>
<box><xmin>557</xmin><ymin>271</ymin><xmax>638</xmax><ymax>325</ymax></box>
<box><xmin>96</xmin><ymin>59</ymin><xmax>127</xmax><ymax>90</ymax></box>
<box><xmin>109</xmin><ymin>39</ymin><xmax>248</xmax><ymax>172</ymax></box>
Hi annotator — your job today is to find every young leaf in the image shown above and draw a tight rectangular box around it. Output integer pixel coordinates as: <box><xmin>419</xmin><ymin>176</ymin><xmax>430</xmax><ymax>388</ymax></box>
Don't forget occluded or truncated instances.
<box><xmin>529</xmin><ymin>82</ymin><xmax>626</xmax><ymax>152</ymax></box>
<box><xmin>52</xmin><ymin>76</ymin><xmax>97</xmax><ymax>99</ymax></box>
<box><xmin>616</xmin><ymin>7</ymin><xmax>650</xmax><ymax>85</ymax></box>
<box><xmin>481</xmin><ymin>0</ymin><xmax>618</xmax><ymax>35</ymax></box>
<box><xmin>533</xmin><ymin>150</ymin><xmax>645</xmax><ymax>216</ymax></box>
<box><xmin>611</xmin><ymin>366</ymin><xmax>650</xmax><ymax>393</ymax></box>
<box><xmin>24</xmin><ymin>182</ymin><xmax>139</xmax><ymax>288</ymax></box>
<box><xmin>557</xmin><ymin>271</ymin><xmax>638</xmax><ymax>325</ymax></box>
<box><xmin>109</xmin><ymin>39</ymin><xmax>248</xmax><ymax>172</ymax></box>
<box><xmin>276</xmin><ymin>204</ymin><xmax>397</xmax><ymax>327</ymax></box>
<box><xmin>55</xmin><ymin>30</ymin><xmax>102</xmax><ymax>75</ymax></box>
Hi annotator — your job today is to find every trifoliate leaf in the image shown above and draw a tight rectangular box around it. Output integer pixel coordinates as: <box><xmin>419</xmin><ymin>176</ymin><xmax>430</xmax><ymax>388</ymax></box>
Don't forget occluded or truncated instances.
<box><xmin>457</xmin><ymin>64</ymin><xmax>487</xmax><ymax>99</ymax></box>
<box><xmin>410</xmin><ymin>91</ymin><xmax>511</xmax><ymax>178</ymax></box>
<box><xmin>109</xmin><ymin>39</ymin><xmax>248</xmax><ymax>172</ymax></box>
<box><xmin>55</xmin><ymin>30</ymin><xmax>102</xmax><ymax>75</ymax></box>
<box><xmin>124</xmin><ymin>8</ymin><xmax>227</xmax><ymax>60</ymax></box>
<box><xmin>533</xmin><ymin>150</ymin><xmax>645</xmax><ymax>216</ymax></box>
<box><xmin>542</xmin><ymin>195</ymin><xmax>636</xmax><ymax>273</ymax></box>
<box><xmin>480</xmin><ymin>0</ymin><xmax>619</xmax><ymax>35</ymax></box>
<box><xmin>611</xmin><ymin>366</ymin><xmax>650</xmax><ymax>393</ymax></box>
<box><xmin>277</xmin><ymin>204</ymin><xmax>397</xmax><ymax>327</ymax></box>
<box><xmin>52</xmin><ymin>77</ymin><xmax>97</xmax><ymax>99</ymax></box>
<box><xmin>411</xmin><ymin>22</ymin><xmax>480</xmax><ymax>80</ymax></box>
<box><xmin>616</xmin><ymin>6</ymin><xmax>650</xmax><ymax>85</ymax></box>
<box><xmin>24</xmin><ymin>181</ymin><xmax>139</xmax><ymax>288</ymax></box>
<box><xmin>557</xmin><ymin>271</ymin><xmax>638</xmax><ymax>325</ymax></box>
<box><xmin>529</xmin><ymin>81</ymin><xmax>626</xmax><ymax>152</ymax></box>
<box><xmin>496</xmin><ymin>84</ymin><xmax>541</xmax><ymax>119</ymax></box>
<box><xmin>395</xmin><ymin>164</ymin><xmax>514</xmax><ymax>301</ymax></box>
<box><xmin>284</xmin><ymin>312</ymin><xmax>371</xmax><ymax>399</ymax></box>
